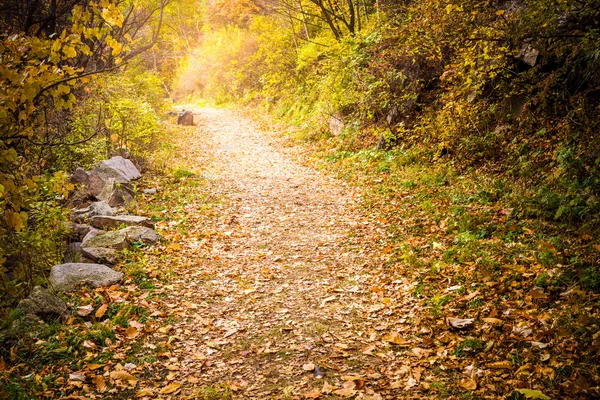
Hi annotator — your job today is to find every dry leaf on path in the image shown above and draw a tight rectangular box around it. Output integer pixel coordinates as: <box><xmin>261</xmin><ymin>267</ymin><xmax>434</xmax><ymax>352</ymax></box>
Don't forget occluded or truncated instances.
<box><xmin>95</xmin><ymin>304</ymin><xmax>108</xmax><ymax>318</ymax></box>
<box><xmin>448</xmin><ymin>317</ymin><xmax>474</xmax><ymax>328</ymax></box>
<box><xmin>159</xmin><ymin>383</ymin><xmax>181</xmax><ymax>394</ymax></box>
<box><xmin>77</xmin><ymin>305</ymin><xmax>94</xmax><ymax>317</ymax></box>
<box><xmin>94</xmin><ymin>375</ymin><xmax>106</xmax><ymax>393</ymax></box>
<box><xmin>383</xmin><ymin>332</ymin><xmax>410</xmax><ymax>345</ymax></box>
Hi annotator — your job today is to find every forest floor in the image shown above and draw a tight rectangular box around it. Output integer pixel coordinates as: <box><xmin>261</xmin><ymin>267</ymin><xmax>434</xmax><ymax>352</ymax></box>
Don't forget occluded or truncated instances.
<box><xmin>3</xmin><ymin>107</ymin><xmax>598</xmax><ymax>400</ymax></box>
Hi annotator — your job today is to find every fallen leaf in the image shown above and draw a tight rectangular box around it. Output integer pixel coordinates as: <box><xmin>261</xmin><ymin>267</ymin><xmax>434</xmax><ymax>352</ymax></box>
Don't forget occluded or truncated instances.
<box><xmin>110</xmin><ymin>370</ymin><xmax>137</xmax><ymax>382</ymax></box>
<box><xmin>159</xmin><ymin>383</ymin><xmax>181</xmax><ymax>394</ymax></box>
<box><xmin>516</xmin><ymin>389</ymin><xmax>550</xmax><ymax>399</ymax></box>
<box><xmin>321</xmin><ymin>381</ymin><xmax>335</xmax><ymax>394</ymax></box>
<box><xmin>126</xmin><ymin>326</ymin><xmax>139</xmax><ymax>339</ymax></box>
<box><xmin>95</xmin><ymin>304</ymin><xmax>108</xmax><ymax>319</ymax></box>
<box><xmin>488</xmin><ymin>360</ymin><xmax>512</xmax><ymax>369</ymax></box>
<box><xmin>94</xmin><ymin>375</ymin><xmax>106</xmax><ymax>393</ymax></box>
<box><xmin>334</xmin><ymin>387</ymin><xmax>357</xmax><ymax>397</ymax></box>
<box><xmin>69</xmin><ymin>371</ymin><xmax>86</xmax><ymax>381</ymax></box>
<box><xmin>448</xmin><ymin>317</ymin><xmax>475</xmax><ymax>328</ymax></box>
<box><xmin>136</xmin><ymin>388</ymin><xmax>154</xmax><ymax>397</ymax></box>
<box><xmin>304</xmin><ymin>390</ymin><xmax>322</xmax><ymax>399</ymax></box>
<box><xmin>303</xmin><ymin>363</ymin><xmax>316</xmax><ymax>371</ymax></box>
<box><xmin>460</xmin><ymin>378</ymin><xmax>477</xmax><ymax>390</ymax></box>
<box><xmin>77</xmin><ymin>304</ymin><xmax>94</xmax><ymax>317</ymax></box>
<box><xmin>383</xmin><ymin>332</ymin><xmax>409</xmax><ymax>345</ymax></box>
<box><xmin>482</xmin><ymin>317</ymin><xmax>503</xmax><ymax>325</ymax></box>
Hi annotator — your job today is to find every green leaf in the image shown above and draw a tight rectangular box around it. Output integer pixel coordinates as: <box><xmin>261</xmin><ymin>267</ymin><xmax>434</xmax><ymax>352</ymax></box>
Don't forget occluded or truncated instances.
<box><xmin>516</xmin><ymin>389</ymin><xmax>550</xmax><ymax>400</ymax></box>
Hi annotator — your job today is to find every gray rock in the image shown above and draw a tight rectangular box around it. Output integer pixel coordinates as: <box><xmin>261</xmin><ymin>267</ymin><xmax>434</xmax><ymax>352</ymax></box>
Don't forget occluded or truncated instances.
<box><xmin>143</xmin><ymin>188</ymin><xmax>158</xmax><ymax>195</ymax></box>
<box><xmin>18</xmin><ymin>286</ymin><xmax>67</xmax><ymax>318</ymax></box>
<box><xmin>329</xmin><ymin>114</ymin><xmax>344</xmax><ymax>136</ymax></box>
<box><xmin>80</xmin><ymin>247</ymin><xmax>119</xmax><ymax>265</ymax></box>
<box><xmin>100</xmin><ymin>156</ymin><xmax>141</xmax><ymax>181</ymax></box>
<box><xmin>70</xmin><ymin>223</ymin><xmax>93</xmax><ymax>240</ymax></box>
<box><xmin>518</xmin><ymin>44</ymin><xmax>539</xmax><ymax>67</ymax></box>
<box><xmin>89</xmin><ymin>215</ymin><xmax>155</xmax><ymax>230</ymax></box>
<box><xmin>81</xmin><ymin>228</ymin><xmax>105</xmax><ymax>247</ymax></box>
<box><xmin>178</xmin><ymin>110</ymin><xmax>194</xmax><ymax>126</ymax></box>
<box><xmin>86</xmin><ymin>165</ymin><xmax>130</xmax><ymax>197</ymax></box>
<box><xmin>71</xmin><ymin>167</ymin><xmax>89</xmax><ymax>186</ymax></box>
<box><xmin>72</xmin><ymin>201</ymin><xmax>114</xmax><ymax>223</ymax></box>
<box><xmin>49</xmin><ymin>263</ymin><xmax>123</xmax><ymax>292</ymax></box>
<box><xmin>82</xmin><ymin>230</ymin><xmax>129</xmax><ymax>250</ymax></box>
<box><xmin>121</xmin><ymin>226</ymin><xmax>161</xmax><ymax>244</ymax></box>
<box><xmin>97</xmin><ymin>179</ymin><xmax>135</xmax><ymax>207</ymax></box>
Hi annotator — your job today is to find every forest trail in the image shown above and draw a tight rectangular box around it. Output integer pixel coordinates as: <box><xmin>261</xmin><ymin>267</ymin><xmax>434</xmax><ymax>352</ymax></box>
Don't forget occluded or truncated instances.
<box><xmin>143</xmin><ymin>108</ymin><xmax>399</xmax><ymax>399</ymax></box>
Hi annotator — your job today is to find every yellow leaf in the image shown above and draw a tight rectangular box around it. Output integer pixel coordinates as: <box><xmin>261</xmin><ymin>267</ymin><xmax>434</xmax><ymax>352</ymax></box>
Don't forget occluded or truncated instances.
<box><xmin>159</xmin><ymin>383</ymin><xmax>181</xmax><ymax>394</ymax></box>
<box><xmin>95</xmin><ymin>304</ymin><xmax>108</xmax><ymax>318</ymax></box>
<box><xmin>516</xmin><ymin>389</ymin><xmax>550</xmax><ymax>399</ymax></box>
<box><xmin>5</xmin><ymin>210</ymin><xmax>25</xmax><ymax>232</ymax></box>
<box><xmin>94</xmin><ymin>375</ymin><xmax>107</xmax><ymax>393</ymax></box>
<box><xmin>496</xmin><ymin>9</ymin><xmax>505</xmax><ymax>15</ymax></box>
<box><xmin>136</xmin><ymin>388</ymin><xmax>154</xmax><ymax>397</ymax></box>
<box><xmin>488</xmin><ymin>360</ymin><xmax>512</xmax><ymax>369</ymax></box>
<box><xmin>167</xmin><ymin>243</ymin><xmax>182</xmax><ymax>252</ymax></box>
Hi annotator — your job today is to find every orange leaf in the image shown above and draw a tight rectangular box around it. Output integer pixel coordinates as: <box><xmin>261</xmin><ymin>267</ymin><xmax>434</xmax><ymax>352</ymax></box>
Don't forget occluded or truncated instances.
<box><xmin>95</xmin><ymin>304</ymin><xmax>108</xmax><ymax>319</ymax></box>
<box><xmin>94</xmin><ymin>375</ymin><xmax>107</xmax><ymax>393</ymax></box>
<box><xmin>126</xmin><ymin>326</ymin><xmax>139</xmax><ymax>339</ymax></box>
<box><xmin>304</xmin><ymin>390</ymin><xmax>322</xmax><ymax>399</ymax></box>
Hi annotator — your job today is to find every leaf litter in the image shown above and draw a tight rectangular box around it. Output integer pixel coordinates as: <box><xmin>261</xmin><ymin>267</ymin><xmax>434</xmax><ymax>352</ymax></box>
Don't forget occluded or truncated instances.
<box><xmin>2</xmin><ymin>107</ymin><xmax>599</xmax><ymax>399</ymax></box>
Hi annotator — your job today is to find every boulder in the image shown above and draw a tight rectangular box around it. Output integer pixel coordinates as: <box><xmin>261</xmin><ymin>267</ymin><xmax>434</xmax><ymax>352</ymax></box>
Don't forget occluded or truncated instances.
<box><xmin>86</xmin><ymin>165</ymin><xmax>130</xmax><ymax>197</ymax></box>
<box><xmin>329</xmin><ymin>114</ymin><xmax>345</xmax><ymax>136</ymax></box>
<box><xmin>69</xmin><ymin>223</ymin><xmax>93</xmax><ymax>240</ymax></box>
<box><xmin>72</xmin><ymin>201</ymin><xmax>114</xmax><ymax>223</ymax></box>
<box><xmin>89</xmin><ymin>215</ymin><xmax>155</xmax><ymax>230</ymax></box>
<box><xmin>71</xmin><ymin>167</ymin><xmax>89</xmax><ymax>186</ymax></box>
<box><xmin>81</xmin><ymin>227</ymin><xmax>105</xmax><ymax>247</ymax></box>
<box><xmin>100</xmin><ymin>156</ymin><xmax>141</xmax><ymax>181</ymax></box>
<box><xmin>178</xmin><ymin>110</ymin><xmax>194</xmax><ymax>126</ymax></box>
<box><xmin>97</xmin><ymin>179</ymin><xmax>135</xmax><ymax>207</ymax></box>
<box><xmin>82</xmin><ymin>230</ymin><xmax>129</xmax><ymax>250</ymax></box>
<box><xmin>121</xmin><ymin>226</ymin><xmax>161</xmax><ymax>244</ymax></box>
<box><xmin>17</xmin><ymin>286</ymin><xmax>67</xmax><ymax>318</ymax></box>
<box><xmin>518</xmin><ymin>44</ymin><xmax>539</xmax><ymax>67</ymax></box>
<box><xmin>80</xmin><ymin>247</ymin><xmax>119</xmax><ymax>265</ymax></box>
<box><xmin>49</xmin><ymin>263</ymin><xmax>123</xmax><ymax>292</ymax></box>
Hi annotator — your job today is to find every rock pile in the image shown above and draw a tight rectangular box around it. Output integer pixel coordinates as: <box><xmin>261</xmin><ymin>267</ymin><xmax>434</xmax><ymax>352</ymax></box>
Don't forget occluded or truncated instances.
<box><xmin>18</xmin><ymin>156</ymin><xmax>161</xmax><ymax>319</ymax></box>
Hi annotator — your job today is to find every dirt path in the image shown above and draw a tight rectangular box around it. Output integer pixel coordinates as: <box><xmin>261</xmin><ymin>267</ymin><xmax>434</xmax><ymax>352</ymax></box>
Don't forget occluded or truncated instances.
<box><xmin>144</xmin><ymin>108</ymin><xmax>407</xmax><ymax>399</ymax></box>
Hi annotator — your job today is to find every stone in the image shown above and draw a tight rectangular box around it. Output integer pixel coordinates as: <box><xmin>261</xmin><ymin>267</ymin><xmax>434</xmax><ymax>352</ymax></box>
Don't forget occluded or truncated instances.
<box><xmin>89</xmin><ymin>215</ymin><xmax>155</xmax><ymax>230</ymax></box>
<box><xmin>518</xmin><ymin>44</ymin><xmax>539</xmax><ymax>67</ymax></box>
<box><xmin>72</xmin><ymin>201</ymin><xmax>114</xmax><ymax>223</ymax></box>
<box><xmin>80</xmin><ymin>247</ymin><xmax>119</xmax><ymax>265</ymax></box>
<box><xmin>86</xmin><ymin>165</ymin><xmax>130</xmax><ymax>197</ymax></box>
<box><xmin>121</xmin><ymin>226</ymin><xmax>161</xmax><ymax>244</ymax></box>
<box><xmin>97</xmin><ymin>180</ymin><xmax>135</xmax><ymax>207</ymax></box>
<box><xmin>82</xmin><ymin>230</ymin><xmax>129</xmax><ymax>250</ymax></box>
<box><xmin>143</xmin><ymin>188</ymin><xmax>157</xmax><ymax>195</ymax></box>
<box><xmin>71</xmin><ymin>167</ymin><xmax>89</xmax><ymax>186</ymax></box>
<box><xmin>18</xmin><ymin>286</ymin><xmax>67</xmax><ymax>318</ymax></box>
<box><xmin>69</xmin><ymin>223</ymin><xmax>93</xmax><ymax>240</ymax></box>
<box><xmin>100</xmin><ymin>156</ymin><xmax>142</xmax><ymax>181</ymax></box>
<box><xmin>329</xmin><ymin>114</ymin><xmax>344</xmax><ymax>136</ymax></box>
<box><xmin>49</xmin><ymin>263</ymin><xmax>124</xmax><ymax>292</ymax></box>
<box><xmin>81</xmin><ymin>228</ymin><xmax>105</xmax><ymax>247</ymax></box>
<box><xmin>178</xmin><ymin>110</ymin><xmax>194</xmax><ymax>126</ymax></box>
